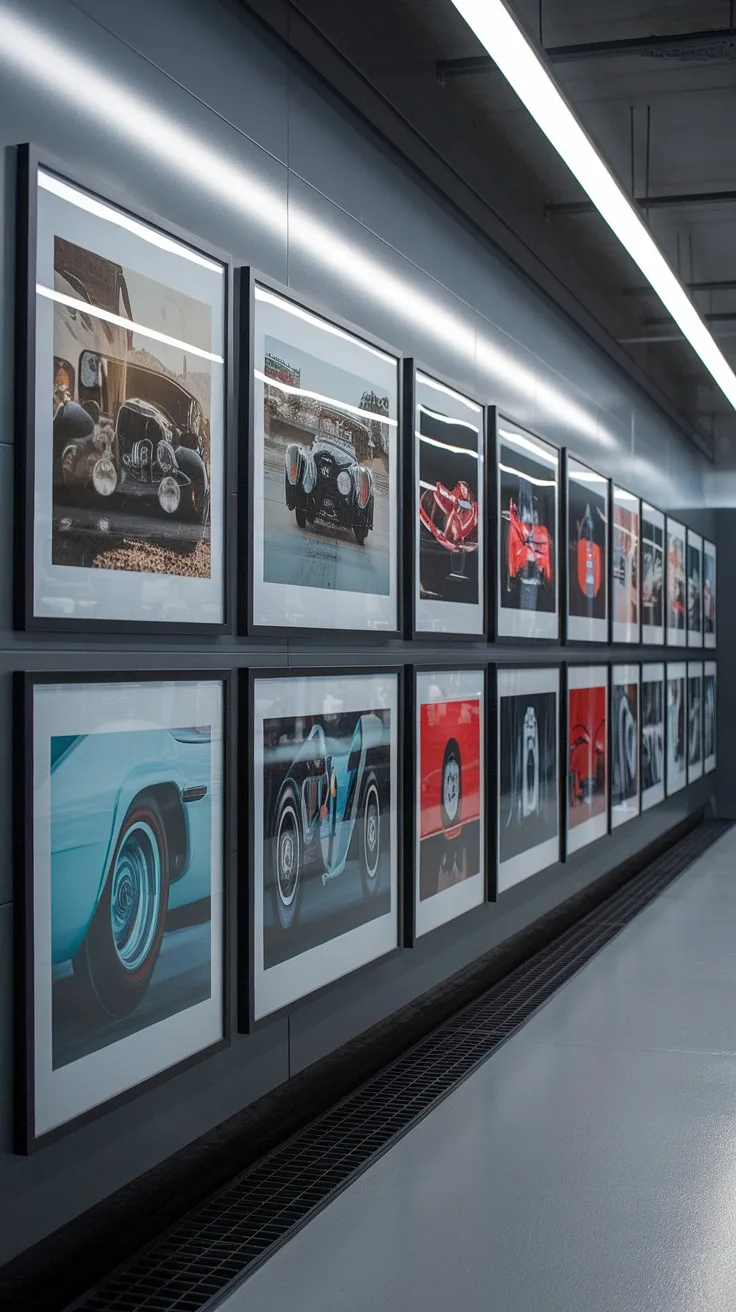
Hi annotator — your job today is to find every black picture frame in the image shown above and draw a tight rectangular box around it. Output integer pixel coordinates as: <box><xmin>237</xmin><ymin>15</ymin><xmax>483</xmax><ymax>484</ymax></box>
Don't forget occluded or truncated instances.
<box><xmin>610</xmin><ymin>484</ymin><xmax>642</xmax><ymax>646</ymax></box>
<box><xmin>404</xmin><ymin>362</ymin><xmax>488</xmax><ymax>641</ymax></box>
<box><xmin>686</xmin><ymin>527</ymin><xmax>704</xmax><ymax>650</ymax></box>
<box><xmin>240</xmin><ymin>268</ymin><xmax>404</xmax><ymax>638</ymax></box>
<box><xmin>609</xmin><ymin>660</ymin><xmax>641</xmax><ymax>832</ymax></box>
<box><xmin>665</xmin><ymin>516</ymin><xmax>687</xmax><ymax>649</ymax></box>
<box><xmin>491</xmin><ymin>410</ymin><xmax>562</xmax><ymax>644</ymax></box>
<box><xmin>703</xmin><ymin>659</ymin><xmax>717</xmax><ymax>774</ymax></box>
<box><xmin>494</xmin><ymin>661</ymin><xmax>563</xmax><ymax>893</ymax></box>
<box><xmin>404</xmin><ymin>663</ymin><xmax>491</xmax><ymax>946</ymax></box>
<box><xmin>640</xmin><ymin>661</ymin><xmax>666</xmax><ymax>812</ymax></box>
<box><xmin>240</xmin><ymin>664</ymin><xmax>404</xmax><ymax>1032</ymax></box>
<box><xmin>686</xmin><ymin>659</ymin><xmax>704</xmax><ymax>784</ymax></box>
<box><xmin>563</xmin><ymin>453</ymin><xmax>610</xmax><ymax>645</ymax></box>
<box><xmin>703</xmin><ymin>538</ymin><xmax>717</xmax><ymax>650</ymax></box>
<box><xmin>15</xmin><ymin>143</ymin><xmax>234</xmax><ymax>635</ymax></box>
<box><xmin>640</xmin><ymin>500</ymin><xmax>666</xmax><ymax>647</ymax></box>
<box><xmin>665</xmin><ymin>659</ymin><xmax>688</xmax><ymax>796</ymax></box>
<box><xmin>564</xmin><ymin>660</ymin><xmax>610</xmax><ymax>855</ymax></box>
<box><xmin>14</xmin><ymin>668</ymin><xmax>233</xmax><ymax>1154</ymax></box>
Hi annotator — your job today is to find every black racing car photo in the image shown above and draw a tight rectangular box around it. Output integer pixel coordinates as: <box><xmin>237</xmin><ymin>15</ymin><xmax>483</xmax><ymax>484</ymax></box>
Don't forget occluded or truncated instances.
<box><xmin>284</xmin><ymin>410</ymin><xmax>375</xmax><ymax>546</ymax></box>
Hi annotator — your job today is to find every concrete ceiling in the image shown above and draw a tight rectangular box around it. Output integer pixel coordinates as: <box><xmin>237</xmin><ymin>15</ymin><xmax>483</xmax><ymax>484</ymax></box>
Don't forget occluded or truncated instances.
<box><xmin>275</xmin><ymin>0</ymin><xmax>736</xmax><ymax>458</ymax></box>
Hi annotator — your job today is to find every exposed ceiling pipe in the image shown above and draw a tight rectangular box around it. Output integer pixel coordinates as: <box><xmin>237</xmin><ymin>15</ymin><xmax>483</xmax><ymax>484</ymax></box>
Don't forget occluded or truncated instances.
<box><xmin>437</xmin><ymin>28</ymin><xmax>736</xmax><ymax>79</ymax></box>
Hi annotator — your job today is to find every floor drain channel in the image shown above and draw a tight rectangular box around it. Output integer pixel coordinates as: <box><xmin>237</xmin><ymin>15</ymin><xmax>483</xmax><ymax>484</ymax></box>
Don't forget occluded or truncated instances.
<box><xmin>72</xmin><ymin>820</ymin><xmax>730</xmax><ymax>1312</ymax></box>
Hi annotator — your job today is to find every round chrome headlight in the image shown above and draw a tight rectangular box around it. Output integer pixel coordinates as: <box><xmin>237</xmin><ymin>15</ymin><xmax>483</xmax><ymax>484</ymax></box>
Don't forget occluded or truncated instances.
<box><xmin>92</xmin><ymin>456</ymin><xmax>117</xmax><ymax>497</ymax></box>
<box><xmin>158</xmin><ymin>475</ymin><xmax>181</xmax><ymax>515</ymax></box>
<box><xmin>157</xmin><ymin>439</ymin><xmax>176</xmax><ymax>474</ymax></box>
<box><xmin>337</xmin><ymin>470</ymin><xmax>351</xmax><ymax>496</ymax></box>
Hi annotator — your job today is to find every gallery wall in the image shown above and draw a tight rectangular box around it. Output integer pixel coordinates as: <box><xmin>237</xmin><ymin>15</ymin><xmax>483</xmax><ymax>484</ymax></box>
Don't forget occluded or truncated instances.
<box><xmin>0</xmin><ymin>0</ymin><xmax>718</xmax><ymax>1266</ymax></box>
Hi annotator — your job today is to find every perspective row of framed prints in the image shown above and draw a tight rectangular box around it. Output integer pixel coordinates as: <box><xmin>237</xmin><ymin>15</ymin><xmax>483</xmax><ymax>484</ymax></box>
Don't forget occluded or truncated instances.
<box><xmin>16</xmin><ymin>659</ymin><xmax>715</xmax><ymax>1151</ymax></box>
<box><xmin>17</xmin><ymin>146</ymin><xmax>717</xmax><ymax>643</ymax></box>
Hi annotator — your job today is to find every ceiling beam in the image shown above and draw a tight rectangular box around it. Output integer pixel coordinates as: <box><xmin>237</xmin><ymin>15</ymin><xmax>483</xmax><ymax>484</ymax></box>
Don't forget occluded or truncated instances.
<box><xmin>647</xmin><ymin>311</ymin><xmax>736</xmax><ymax>326</ymax></box>
<box><xmin>624</xmin><ymin>279</ymin><xmax>736</xmax><ymax>296</ymax></box>
<box><xmin>545</xmin><ymin>189</ymin><xmax>736</xmax><ymax>217</ymax></box>
<box><xmin>437</xmin><ymin>28</ymin><xmax>736</xmax><ymax>80</ymax></box>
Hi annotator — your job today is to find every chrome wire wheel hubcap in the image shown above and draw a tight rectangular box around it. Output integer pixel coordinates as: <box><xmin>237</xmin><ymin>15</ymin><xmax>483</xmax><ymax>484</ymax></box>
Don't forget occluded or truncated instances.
<box><xmin>110</xmin><ymin>820</ymin><xmax>161</xmax><ymax>973</ymax></box>
<box><xmin>276</xmin><ymin>805</ymin><xmax>299</xmax><ymax>905</ymax></box>
<box><xmin>443</xmin><ymin>758</ymin><xmax>460</xmax><ymax>823</ymax></box>
<box><xmin>364</xmin><ymin>784</ymin><xmax>380</xmax><ymax>880</ymax></box>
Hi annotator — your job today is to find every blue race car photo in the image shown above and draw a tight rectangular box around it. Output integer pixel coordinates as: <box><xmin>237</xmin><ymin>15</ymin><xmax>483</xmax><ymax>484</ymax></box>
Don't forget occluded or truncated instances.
<box><xmin>50</xmin><ymin>726</ymin><xmax>212</xmax><ymax>1018</ymax></box>
<box><xmin>264</xmin><ymin>710</ymin><xmax>390</xmax><ymax>933</ymax></box>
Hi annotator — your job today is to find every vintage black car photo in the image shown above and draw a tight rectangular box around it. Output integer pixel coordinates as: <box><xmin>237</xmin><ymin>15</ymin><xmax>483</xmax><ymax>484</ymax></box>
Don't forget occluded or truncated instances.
<box><xmin>51</xmin><ymin>235</ymin><xmax>213</xmax><ymax>578</ymax></box>
<box><xmin>284</xmin><ymin>416</ymin><xmax>375</xmax><ymax>546</ymax></box>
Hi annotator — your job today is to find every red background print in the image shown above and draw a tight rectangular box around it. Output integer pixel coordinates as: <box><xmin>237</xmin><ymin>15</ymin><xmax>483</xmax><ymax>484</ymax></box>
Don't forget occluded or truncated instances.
<box><xmin>419</xmin><ymin>699</ymin><xmax>481</xmax><ymax>840</ymax></box>
<box><xmin>568</xmin><ymin>684</ymin><xmax>607</xmax><ymax>828</ymax></box>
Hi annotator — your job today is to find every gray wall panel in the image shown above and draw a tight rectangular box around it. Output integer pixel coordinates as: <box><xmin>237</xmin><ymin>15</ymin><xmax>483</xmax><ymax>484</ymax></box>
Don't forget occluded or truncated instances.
<box><xmin>0</xmin><ymin>0</ymin><xmax>718</xmax><ymax>1267</ymax></box>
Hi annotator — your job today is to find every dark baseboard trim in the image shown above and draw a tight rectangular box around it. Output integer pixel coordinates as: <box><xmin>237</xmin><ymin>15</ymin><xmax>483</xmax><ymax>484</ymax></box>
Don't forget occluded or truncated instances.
<box><xmin>0</xmin><ymin>808</ymin><xmax>704</xmax><ymax>1311</ymax></box>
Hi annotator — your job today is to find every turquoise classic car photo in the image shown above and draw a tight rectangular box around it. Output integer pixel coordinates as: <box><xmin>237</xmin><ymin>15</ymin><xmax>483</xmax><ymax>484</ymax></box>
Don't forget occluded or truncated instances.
<box><xmin>50</xmin><ymin>725</ymin><xmax>213</xmax><ymax>1018</ymax></box>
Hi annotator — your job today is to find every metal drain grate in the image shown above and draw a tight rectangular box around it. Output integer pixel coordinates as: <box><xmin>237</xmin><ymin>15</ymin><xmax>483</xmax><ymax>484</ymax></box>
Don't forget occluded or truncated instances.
<box><xmin>72</xmin><ymin>821</ymin><xmax>730</xmax><ymax>1312</ymax></box>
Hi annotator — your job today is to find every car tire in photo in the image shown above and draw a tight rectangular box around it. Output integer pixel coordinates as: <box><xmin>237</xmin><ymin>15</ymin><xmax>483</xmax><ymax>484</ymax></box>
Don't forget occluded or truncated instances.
<box><xmin>440</xmin><ymin>738</ymin><xmax>462</xmax><ymax>832</ymax></box>
<box><xmin>176</xmin><ymin>448</ymin><xmax>209</xmax><ymax>525</ymax></box>
<box><xmin>75</xmin><ymin>794</ymin><xmax>170</xmax><ymax>1017</ymax></box>
<box><xmin>358</xmin><ymin>769</ymin><xmax>381</xmax><ymax>898</ymax></box>
<box><xmin>272</xmin><ymin>782</ymin><xmax>303</xmax><ymax>930</ymax></box>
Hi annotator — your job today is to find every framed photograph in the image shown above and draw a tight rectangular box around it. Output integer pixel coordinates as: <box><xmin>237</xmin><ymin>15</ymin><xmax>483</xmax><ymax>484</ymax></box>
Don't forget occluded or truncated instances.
<box><xmin>409</xmin><ymin>367</ymin><xmax>485</xmax><ymax>637</ymax></box>
<box><xmin>687</xmin><ymin>661</ymin><xmax>704</xmax><ymax>782</ymax></box>
<box><xmin>666</xmin><ymin>662</ymin><xmax>687</xmax><ymax>795</ymax></box>
<box><xmin>495</xmin><ymin>416</ymin><xmax>559</xmax><ymax>640</ymax></box>
<box><xmin>640</xmin><ymin>663</ymin><xmax>665</xmax><ymax>811</ymax></box>
<box><xmin>565</xmin><ymin>456</ymin><xmax>609</xmax><ymax>643</ymax></box>
<box><xmin>611</xmin><ymin>487</ymin><xmax>640</xmax><ymax>644</ymax></box>
<box><xmin>17</xmin><ymin>147</ymin><xmax>228</xmax><ymax>631</ymax></box>
<box><xmin>686</xmin><ymin>530</ymin><xmax>703</xmax><ymax>648</ymax></box>
<box><xmin>666</xmin><ymin>518</ymin><xmax>686</xmax><ymax>647</ymax></box>
<box><xmin>641</xmin><ymin>503</ymin><xmax>665</xmax><ymax>646</ymax></box>
<box><xmin>245</xmin><ymin>273</ymin><xmax>400</xmax><ymax>633</ymax></box>
<box><xmin>566</xmin><ymin>665</ymin><xmax>608</xmax><ymax>855</ymax></box>
<box><xmin>497</xmin><ymin>666</ymin><xmax>560</xmax><ymax>892</ymax></box>
<box><xmin>703</xmin><ymin>539</ymin><xmax>716</xmax><ymax>649</ymax></box>
<box><xmin>16</xmin><ymin>673</ymin><xmax>227</xmax><ymax>1151</ymax></box>
<box><xmin>704</xmin><ymin>661</ymin><xmax>716</xmax><ymax>774</ymax></box>
<box><xmin>610</xmin><ymin>664</ymin><xmax>640</xmax><ymax>828</ymax></box>
<box><xmin>409</xmin><ymin>668</ymin><xmax>486</xmax><ymax>940</ymax></box>
<box><xmin>247</xmin><ymin>669</ymin><xmax>400</xmax><ymax>1024</ymax></box>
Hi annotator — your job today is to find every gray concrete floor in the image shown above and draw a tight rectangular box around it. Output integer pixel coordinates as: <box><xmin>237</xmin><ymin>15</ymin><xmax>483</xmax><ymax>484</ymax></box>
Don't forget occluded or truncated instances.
<box><xmin>222</xmin><ymin>830</ymin><xmax>736</xmax><ymax>1312</ymax></box>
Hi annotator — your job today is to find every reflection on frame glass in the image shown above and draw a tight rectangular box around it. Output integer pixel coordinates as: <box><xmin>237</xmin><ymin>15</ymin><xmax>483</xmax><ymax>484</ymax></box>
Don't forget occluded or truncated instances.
<box><xmin>567</xmin><ymin>666</ymin><xmax>608</xmax><ymax>853</ymax></box>
<box><xmin>666</xmin><ymin>662</ymin><xmax>687</xmax><ymax>794</ymax></box>
<box><xmin>22</xmin><ymin>675</ymin><xmax>225</xmax><ymax>1149</ymax></box>
<box><xmin>251</xmin><ymin>670</ymin><xmax>399</xmax><ymax>1021</ymax></box>
<box><xmin>414</xmin><ymin>669</ymin><xmax>485</xmax><ymax>936</ymax></box>
<box><xmin>27</xmin><ymin>161</ymin><xmax>226</xmax><ymax>627</ymax></box>
<box><xmin>641</xmin><ymin>663</ymin><xmax>665</xmax><ymax>811</ymax></box>
<box><xmin>666</xmin><ymin>519</ymin><xmax>686</xmax><ymax>647</ymax></box>
<box><xmin>497</xmin><ymin>420</ymin><xmax>559</xmax><ymax>640</ymax></box>
<box><xmin>686</xmin><ymin>530</ymin><xmax>703</xmax><ymax>648</ymax></box>
<box><xmin>611</xmin><ymin>664</ymin><xmax>640</xmax><ymax>828</ymax></box>
<box><xmin>497</xmin><ymin>667</ymin><xmax>560</xmax><ymax>891</ymax></box>
<box><xmin>250</xmin><ymin>283</ymin><xmax>400</xmax><ymax>632</ymax></box>
<box><xmin>414</xmin><ymin>373</ymin><xmax>484</xmax><ymax>636</ymax></box>
<box><xmin>566</xmin><ymin>458</ymin><xmax>609</xmax><ymax>643</ymax></box>
<box><xmin>641</xmin><ymin>503</ymin><xmax>665</xmax><ymax>646</ymax></box>
<box><xmin>687</xmin><ymin>661</ymin><xmax>703</xmax><ymax>782</ymax></box>
<box><xmin>704</xmin><ymin>661</ymin><xmax>716</xmax><ymax>774</ymax></box>
<box><xmin>703</xmin><ymin>540</ymin><xmax>716</xmax><ymax>649</ymax></box>
<box><xmin>611</xmin><ymin>488</ymin><xmax>640</xmax><ymax>644</ymax></box>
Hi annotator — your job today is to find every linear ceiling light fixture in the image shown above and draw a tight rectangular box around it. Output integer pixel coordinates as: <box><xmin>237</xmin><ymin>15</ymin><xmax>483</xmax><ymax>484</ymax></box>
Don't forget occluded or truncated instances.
<box><xmin>448</xmin><ymin>0</ymin><xmax>736</xmax><ymax>412</ymax></box>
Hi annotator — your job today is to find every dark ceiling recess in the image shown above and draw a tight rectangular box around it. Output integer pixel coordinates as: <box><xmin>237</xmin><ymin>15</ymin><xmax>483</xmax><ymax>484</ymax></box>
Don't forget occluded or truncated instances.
<box><xmin>246</xmin><ymin>0</ymin><xmax>736</xmax><ymax>456</ymax></box>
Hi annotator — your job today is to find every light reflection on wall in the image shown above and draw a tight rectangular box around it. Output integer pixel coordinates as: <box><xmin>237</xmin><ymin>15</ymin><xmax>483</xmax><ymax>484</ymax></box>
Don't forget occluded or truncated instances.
<box><xmin>0</xmin><ymin>3</ymin><xmax>674</xmax><ymax>474</ymax></box>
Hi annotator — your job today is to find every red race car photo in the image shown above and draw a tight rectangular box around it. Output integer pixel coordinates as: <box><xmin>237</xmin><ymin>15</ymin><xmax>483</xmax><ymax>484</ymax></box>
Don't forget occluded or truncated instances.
<box><xmin>568</xmin><ymin>687</ymin><xmax>607</xmax><ymax>820</ymax></box>
<box><xmin>419</xmin><ymin>697</ymin><xmax>481</xmax><ymax>893</ymax></box>
<box><xmin>419</xmin><ymin>480</ymin><xmax>478</xmax><ymax>556</ymax></box>
<box><xmin>503</xmin><ymin>478</ymin><xmax>553</xmax><ymax>611</ymax></box>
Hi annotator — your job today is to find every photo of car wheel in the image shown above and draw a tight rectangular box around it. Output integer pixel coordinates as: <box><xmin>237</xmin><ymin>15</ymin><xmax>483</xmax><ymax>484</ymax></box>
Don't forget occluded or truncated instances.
<box><xmin>272</xmin><ymin>783</ymin><xmax>303</xmax><ymax>931</ymax></box>
<box><xmin>359</xmin><ymin>771</ymin><xmax>381</xmax><ymax>897</ymax></box>
<box><xmin>439</xmin><ymin>739</ymin><xmax>462</xmax><ymax>832</ymax></box>
<box><xmin>77</xmin><ymin>795</ymin><xmax>169</xmax><ymax>1017</ymax></box>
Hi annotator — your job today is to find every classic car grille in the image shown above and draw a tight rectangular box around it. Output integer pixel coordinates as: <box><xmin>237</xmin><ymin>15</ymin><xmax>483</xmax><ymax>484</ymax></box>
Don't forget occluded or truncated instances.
<box><xmin>117</xmin><ymin>405</ymin><xmax>152</xmax><ymax>454</ymax></box>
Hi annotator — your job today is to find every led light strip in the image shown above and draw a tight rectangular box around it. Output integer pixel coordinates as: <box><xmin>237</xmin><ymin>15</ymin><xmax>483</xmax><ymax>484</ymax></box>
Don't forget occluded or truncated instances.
<box><xmin>449</xmin><ymin>0</ymin><xmax>736</xmax><ymax>412</ymax></box>
<box><xmin>254</xmin><ymin>369</ymin><xmax>397</xmax><ymax>426</ymax></box>
<box><xmin>37</xmin><ymin>285</ymin><xmax>223</xmax><ymax>363</ymax></box>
